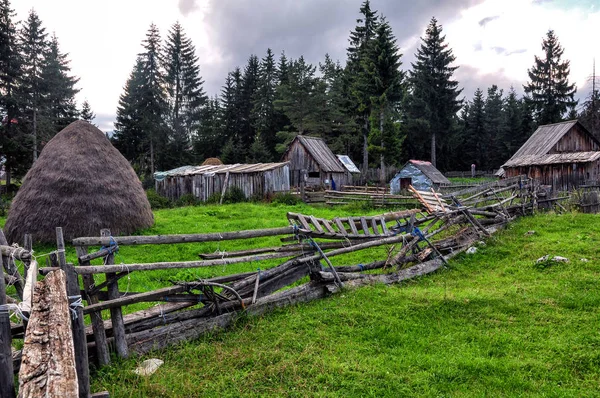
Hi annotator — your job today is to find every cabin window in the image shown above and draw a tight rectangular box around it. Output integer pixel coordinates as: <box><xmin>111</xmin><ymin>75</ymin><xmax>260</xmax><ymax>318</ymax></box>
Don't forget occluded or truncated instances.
<box><xmin>308</xmin><ymin>171</ymin><xmax>320</xmax><ymax>178</ymax></box>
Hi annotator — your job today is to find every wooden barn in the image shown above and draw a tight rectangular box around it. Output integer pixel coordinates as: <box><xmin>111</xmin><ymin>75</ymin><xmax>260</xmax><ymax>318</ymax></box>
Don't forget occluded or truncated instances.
<box><xmin>501</xmin><ymin>120</ymin><xmax>600</xmax><ymax>191</ymax></box>
<box><xmin>390</xmin><ymin>160</ymin><xmax>451</xmax><ymax>193</ymax></box>
<box><xmin>154</xmin><ymin>163</ymin><xmax>290</xmax><ymax>201</ymax></box>
<box><xmin>282</xmin><ymin>135</ymin><xmax>353</xmax><ymax>188</ymax></box>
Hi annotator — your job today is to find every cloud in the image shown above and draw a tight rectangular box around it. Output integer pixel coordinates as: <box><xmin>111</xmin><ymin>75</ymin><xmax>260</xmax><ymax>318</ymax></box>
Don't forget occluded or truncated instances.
<box><xmin>178</xmin><ymin>0</ymin><xmax>198</xmax><ymax>16</ymax></box>
<box><xmin>478</xmin><ymin>15</ymin><xmax>499</xmax><ymax>26</ymax></box>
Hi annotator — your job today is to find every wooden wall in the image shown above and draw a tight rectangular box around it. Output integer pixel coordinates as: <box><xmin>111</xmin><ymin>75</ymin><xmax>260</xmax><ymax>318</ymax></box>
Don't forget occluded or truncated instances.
<box><xmin>155</xmin><ymin>165</ymin><xmax>290</xmax><ymax>201</ymax></box>
<box><xmin>552</xmin><ymin>124</ymin><xmax>600</xmax><ymax>153</ymax></box>
<box><xmin>505</xmin><ymin>160</ymin><xmax>600</xmax><ymax>191</ymax></box>
<box><xmin>283</xmin><ymin>141</ymin><xmax>351</xmax><ymax>188</ymax></box>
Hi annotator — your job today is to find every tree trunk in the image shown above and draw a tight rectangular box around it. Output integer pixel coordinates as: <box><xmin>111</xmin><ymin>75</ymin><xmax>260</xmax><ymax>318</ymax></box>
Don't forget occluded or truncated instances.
<box><xmin>32</xmin><ymin>109</ymin><xmax>37</xmax><ymax>163</ymax></box>
<box><xmin>380</xmin><ymin>109</ymin><xmax>385</xmax><ymax>184</ymax></box>
<box><xmin>150</xmin><ymin>138</ymin><xmax>155</xmax><ymax>175</ymax></box>
<box><xmin>362</xmin><ymin>117</ymin><xmax>368</xmax><ymax>175</ymax></box>
<box><xmin>431</xmin><ymin>131</ymin><xmax>436</xmax><ymax>167</ymax></box>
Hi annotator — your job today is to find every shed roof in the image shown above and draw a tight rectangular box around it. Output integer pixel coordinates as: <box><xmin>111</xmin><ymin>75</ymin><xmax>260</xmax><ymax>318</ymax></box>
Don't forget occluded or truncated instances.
<box><xmin>503</xmin><ymin>151</ymin><xmax>600</xmax><ymax>167</ymax></box>
<box><xmin>401</xmin><ymin>160</ymin><xmax>451</xmax><ymax>185</ymax></box>
<box><xmin>507</xmin><ymin>120</ymin><xmax>597</xmax><ymax>160</ymax></box>
<box><xmin>287</xmin><ymin>135</ymin><xmax>347</xmax><ymax>173</ymax></box>
<box><xmin>154</xmin><ymin>162</ymin><xmax>289</xmax><ymax>180</ymax></box>
<box><xmin>336</xmin><ymin>155</ymin><xmax>361</xmax><ymax>173</ymax></box>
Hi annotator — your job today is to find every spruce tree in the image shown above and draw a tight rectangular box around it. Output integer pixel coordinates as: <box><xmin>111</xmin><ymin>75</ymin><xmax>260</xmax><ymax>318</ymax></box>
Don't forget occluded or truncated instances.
<box><xmin>364</xmin><ymin>16</ymin><xmax>404</xmax><ymax>180</ymax></box>
<box><xmin>220</xmin><ymin>67</ymin><xmax>246</xmax><ymax>160</ymax></box>
<box><xmin>464</xmin><ymin>88</ymin><xmax>485</xmax><ymax>169</ymax></box>
<box><xmin>483</xmin><ymin>85</ymin><xmax>506</xmax><ymax>169</ymax></box>
<box><xmin>251</xmin><ymin>48</ymin><xmax>277</xmax><ymax>159</ymax></box>
<box><xmin>80</xmin><ymin>99</ymin><xmax>96</xmax><ymax>124</ymax></box>
<box><xmin>240</xmin><ymin>54</ymin><xmax>260</xmax><ymax>150</ymax></box>
<box><xmin>524</xmin><ymin>30</ymin><xmax>576</xmax><ymax>125</ymax></box>
<box><xmin>194</xmin><ymin>95</ymin><xmax>223</xmax><ymax>161</ymax></box>
<box><xmin>405</xmin><ymin>17</ymin><xmax>461</xmax><ymax>168</ymax></box>
<box><xmin>346</xmin><ymin>0</ymin><xmax>378</xmax><ymax>172</ymax></box>
<box><xmin>40</xmin><ymin>33</ymin><xmax>79</xmax><ymax>141</ymax></box>
<box><xmin>504</xmin><ymin>87</ymin><xmax>524</xmax><ymax>160</ymax></box>
<box><xmin>579</xmin><ymin>74</ymin><xmax>600</xmax><ymax>138</ymax></box>
<box><xmin>17</xmin><ymin>9</ymin><xmax>48</xmax><ymax>163</ymax></box>
<box><xmin>0</xmin><ymin>0</ymin><xmax>26</xmax><ymax>184</ymax></box>
<box><xmin>163</xmin><ymin>22</ymin><xmax>206</xmax><ymax>167</ymax></box>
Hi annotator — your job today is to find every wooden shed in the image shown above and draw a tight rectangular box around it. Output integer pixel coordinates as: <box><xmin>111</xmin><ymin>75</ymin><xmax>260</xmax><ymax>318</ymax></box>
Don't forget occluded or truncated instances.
<box><xmin>282</xmin><ymin>135</ymin><xmax>352</xmax><ymax>188</ymax></box>
<box><xmin>154</xmin><ymin>162</ymin><xmax>290</xmax><ymax>201</ymax></box>
<box><xmin>501</xmin><ymin>120</ymin><xmax>600</xmax><ymax>191</ymax></box>
<box><xmin>390</xmin><ymin>160</ymin><xmax>450</xmax><ymax>193</ymax></box>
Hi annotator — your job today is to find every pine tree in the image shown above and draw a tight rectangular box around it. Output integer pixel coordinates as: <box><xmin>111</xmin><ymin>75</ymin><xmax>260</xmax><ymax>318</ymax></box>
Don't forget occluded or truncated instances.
<box><xmin>240</xmin><ymin>54</ymin><xmax>260</xmax><ymax>150</ymax></box>
<box><xmin>579</xmin><ymin>64</ymin><xmax>600</xmax><ymax>138</ymax></box>
<box><xmin>483</xmin><ymin>85</ymin><xmax>506</xmax><ymax>169</ymax></box>
<box><xmin>346</xmin><ymin>0</ymin><xmax>378</xmax><ymax>172</ymax></box>
<box><xmin>220</xmin><ymin>68</ymin><xmax>246</xmax><ymax>160</ymax></box>
<box><xmin>80</xmin><ymin>99</ymin><xmax>96</xmax><ymax>124</ymax></box>
<box><xmin>405</xmin><ymin>17</ymin><xmax>462</xmax><ymax>168</ymax></box>
<box><xmin>504</xmin><ymin>87</ymin><xmax>524</xmax><ymax>160</ymax></box>
<box><xmin>194</xmin><ymin>95</ymin><xmax>223</xmax><ymax>161</ymax></box>
<box><xmin>40</xmin><ymin>33</ymin><xmax>79</xmax><ymax>141</ymax></box>
<box><xmin>251</xmin><ymin>48</ymin><xmax>277</xmax><ymax>159</ymax></box>
<box><xmin>364</xmin><ymin>16</ymin><xmax>404</xmax><ymax>181</ymax></box>
<box><xmin>17</xmin><ymin>9</ymin><xmax>48</xmax><ymax>163</ymax></box>
<box><xmin>163</xmin><ymin>22</ymin><xmax>206</xmax><ymax>167</ymax></box>
<box><xmin>524</xmin><ymin>30</ymin><xmax>577</xmax><ymax>125</ymax></box>
<box><xmin>0</xmin><ymin>0</ymin><xmax>26</xmax><ymax>185</ymax></box>
<box><xmin>464</xmin><ymin>88</ymin><xmax>485</xmax><ymax>168</ymax></box>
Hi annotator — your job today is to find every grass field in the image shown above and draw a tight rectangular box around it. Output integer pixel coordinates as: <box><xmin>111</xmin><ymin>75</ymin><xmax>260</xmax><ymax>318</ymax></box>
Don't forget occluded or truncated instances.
<box><xmin>3</xmin><ymin>204</ymin><xmax>600</xmax><ymax>397</ymax></box>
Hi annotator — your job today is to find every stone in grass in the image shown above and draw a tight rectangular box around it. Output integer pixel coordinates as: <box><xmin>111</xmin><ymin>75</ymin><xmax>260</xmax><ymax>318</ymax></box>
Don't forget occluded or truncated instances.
<box><xmin>134</xmin><ymin>358</ymin><xmax>164</xmax><ymax>376</ymax></box>
<box><xmin>525</xmin><ymin>230</ymin><xmax>536</xmax><ymax>236</ymax></box>
<box><xmin>466</xmin><ymin>247</ymin><xmax>477</xmax><ymax>254</ymax></box>
<box><xmin>552</xmin><ymin>256</ymin><xmax>569</xmax><ymax>263</ymax></box>
<box><xmin>536</xmin><ymin>255</ymin><xmax>549</xmax><ymax>263</ymax></box>
<box><xmin>580</xmin><ymin>258</ymin><xmax>589</xmax><ymax>262</ymax></box>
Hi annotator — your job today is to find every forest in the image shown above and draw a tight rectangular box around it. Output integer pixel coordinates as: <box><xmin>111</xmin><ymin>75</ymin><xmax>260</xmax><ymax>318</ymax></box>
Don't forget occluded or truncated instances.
<box><xmin>0</xmin><ymin>0</ymin><xmax>599</xmax><ymax>186</ymax></box>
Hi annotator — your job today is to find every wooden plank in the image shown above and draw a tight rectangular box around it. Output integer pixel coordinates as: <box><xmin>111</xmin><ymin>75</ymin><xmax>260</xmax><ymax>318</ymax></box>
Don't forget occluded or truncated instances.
<box><xmin>83</xmin><ymin>285</ymin><xmax>187</xmax><ymax>314</ymax></box>
<box><xmin>409</xmin><ymin>186</ymin><xmax>434</xmax><ymax>213</ymax></box>
<box><xmin>348</xmin><ymin>217</ymin><xmax>359</xmax><ymax>236</ymax></box>
<box><xmin>76</xmin><ymin>246</ymin><xmax>110</xmax><ymax>367</ymax></box>
<box><xmin>379</xmin><ymin>218</ymin><xmax>389</xmax><ymax>235</ymax></box>
<box><xmin>309</xmin><ymin>216</ymin><xmax>324</xmax><ymax>234</ymax></box>
<box><xmin>102</xmin><ymin>229</ymin><xmax>129</xmax><ymax>360</ymax></box>
<box><xmin>333</xmin><ymin>218</ymin><xmax>348</xmax><ymax>236</ymax></box>
<box><xmin>321</xmin><ymin>220</ymin><xmax>337</xmax><ymax>235</ymax></box>
<box><xmin>0</xmin><ymin>254</ymin><xmax>16</xmax><ymax>398</ymax></box>
<box><xmin>18</xmin><ymin>270</ymin><xmax>79</xmax><ymax>398</ymax></box>
<box><xmin>370</xmin><ymin>218</ymin><xmax>380</xmax><ymax>236</ymax></box>
<box><xmin>57</xmin><ymin>227</ymin><xmax>90</xmax><ymax>398</ymax></box>
<box><xmin>296</xmin><ymin>214</ymin><xmax>312</xmax><ymax>231</ymax></box>
<box><xmin>360</xmin><ymin>217</ymin><xmax>371</xmax><ymax>237</ymax></box>
<box><xmin>72</xmin><ymin>226</ymin><xmax>296</xmax><ymax>247</ymax></box>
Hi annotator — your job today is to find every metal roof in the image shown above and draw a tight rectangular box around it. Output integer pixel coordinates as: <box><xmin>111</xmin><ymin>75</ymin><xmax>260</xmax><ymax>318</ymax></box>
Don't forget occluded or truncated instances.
<box><xmin>402</xmin><ymin>160</ymin><xmax>451</xmax><ymax>185</ymax></box>
<box><xmin>336</xmin><ymin>155</ymin><xmax>361</xmax><ymax>173</ymax></box>
<box><xmin>154</xmin><ymin>162</ymin><xmax>289</xmax><ymax>180</ymax></box>
<box><xmin>503</xmin><ymin>152</ymin><xmax>600</xmax><ymax>167</ymax></box>
<box><xmin>291</xmin><ymin>136</ymin><xmax>347</xmax><ymax>173</ymax></box>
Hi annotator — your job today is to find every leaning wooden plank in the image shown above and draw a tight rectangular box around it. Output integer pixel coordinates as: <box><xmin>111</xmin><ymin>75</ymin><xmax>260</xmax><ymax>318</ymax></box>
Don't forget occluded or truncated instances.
<box><xmin>321</xmin><ymin>220</ymin><xmax>337</xmax><ymax>235</ymax></box>
<box><xmin>360</xmin><ymin>217</ymin><xmax>371</xmax><ymax>237</ymax></box>
<box><xmin>309</xmin><ymin>216</ymin><xmax>325</xmax><ymax>234</ymax></box>
<box><xmin>40</xmin><ymin>250</ymin><xmax>303</xmax><ymax>276</ymax></box>
<box><xmin>333</xmin><ymin>218</ymin><xmax>348</xmax><ymax>236</ymax></box>
<box><xmin>83</xmin><ymin>285</ymin><xmax>187</xmax><ymax>314</ymax></box>
<box><xmin>348</xmin><ymin>217</ymin><xmax>360</xmax><ymax>235</ymax></box>
<box><xmin>0</xmin><ymin>254</ymin><xmax>15</xmax><ymax>397</ymax></box>
<box><xmin>72</xmin><ymin>226</ymin><xmax>296</xmax><ymax>247</ymax></box>
<box><xmin>18</xmin><ymin>270</ymin><xmax>78</xmax><ymax>398</ymax></box>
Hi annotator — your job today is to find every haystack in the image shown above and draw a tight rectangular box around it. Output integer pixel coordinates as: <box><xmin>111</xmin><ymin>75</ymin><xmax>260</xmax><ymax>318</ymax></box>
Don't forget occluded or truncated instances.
<box><xmin>201</xmin><ymin>157</ymin><xmax>223</xmax><ymax>166</ymax></box>
<box><xmin>5</xmin><ymin>120</ymin><xmax>154</xmax><ymax>243</ymax></box>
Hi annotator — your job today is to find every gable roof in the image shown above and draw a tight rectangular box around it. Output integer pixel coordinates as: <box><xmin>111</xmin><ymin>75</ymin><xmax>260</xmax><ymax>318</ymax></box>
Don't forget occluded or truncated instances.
<box><xmin>287</xmin><ymin>135</ymin><xmax>346</xmax><ymax>173</ymax></box>
<box><xmin>336</xmin><ymin>154</ymin><xmax>360</xmax><ymax>173</ymax></box>
<box><xmin>401</xmin><ymin>160</ymin><xmax>451</xmax><ymax>185</ymax></box>
<box><xmin>506</xmin><ymin>120</ymin><xmax>597</xmax><ymax>162</ymax></box>
<box><xmin>503</xmin><ymin>151</ymin><xmax>600</xmax><ymax>167</ymax></box>
<box><xmin>154</xmin><ymin>162</ymin><xmax>289</xmax><ymax>180</ymax></box>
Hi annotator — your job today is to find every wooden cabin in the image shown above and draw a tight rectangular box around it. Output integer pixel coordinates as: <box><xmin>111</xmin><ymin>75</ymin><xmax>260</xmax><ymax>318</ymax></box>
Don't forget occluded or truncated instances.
<box><xmin>154</xmin><ymin>162</ymin><xmax>290</xmax><ymax>201</ymax></box>
<box><xmin>390</xmin><ymin>160</ymin><xmax>450</xmax><ymax>193</ymax></box>
<box><xmin>501</xmin><ymin>120</ymin><xmax>600</xmax><ymax>191</ymax></box>
<box><xmin>282</xmin><ymin>136</ymin><xmax>353</xmax><ymax>188</ymax></box>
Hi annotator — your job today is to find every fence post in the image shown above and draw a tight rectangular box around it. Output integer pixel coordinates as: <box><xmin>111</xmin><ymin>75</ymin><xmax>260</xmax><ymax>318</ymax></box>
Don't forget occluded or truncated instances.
<box><xmin>0</xmin><ymin>254</ymin><xmax>16</xmax><ymax>398</ymax></box>
<box><xmin>0</xmin><ymin>228</ymin><xmax>24</xmax><ymax>300</ymax></box>
<box><xmin>102</xmin><ymin>228</ymin><xmax>129</xmax><ymax>359</ymax></box>
<box><xmin>57</xmin><ymin>227</ymin><xmax>91</xmax><ymax>398</ymax></box>
<box><xmin>76</xmin><ymin>244</ymin><xmax>111</xmax><ymax>366</ymax></box>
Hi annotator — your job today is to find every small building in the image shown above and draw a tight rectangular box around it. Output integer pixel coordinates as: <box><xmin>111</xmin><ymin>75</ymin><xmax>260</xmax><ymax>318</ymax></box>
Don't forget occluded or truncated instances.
<box><xmin>501</xmin><ymin>120</ymin><xmax>600</xmax><ymax>191</ymax></box>
<box><xmin>282</xmin><ymin>135</ymin><xmax>353</xmax><ymax>188</ymax></box>
<box><xmin>390</xmin><ymin>160</ymin><xmax>451</xmax><ymax>193</ymax></box>
<box><xmin>154</xmin><ymin>162</ymin><xmax>290</xmax><ymax>201</ymax></box>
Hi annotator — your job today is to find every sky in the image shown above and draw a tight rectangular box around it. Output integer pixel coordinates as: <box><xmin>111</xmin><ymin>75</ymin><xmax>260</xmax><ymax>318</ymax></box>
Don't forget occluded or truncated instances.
<box><xmin>12</xmin><ymin>0</ymin><xmax>600</xmax><ymax>132</ymax></box>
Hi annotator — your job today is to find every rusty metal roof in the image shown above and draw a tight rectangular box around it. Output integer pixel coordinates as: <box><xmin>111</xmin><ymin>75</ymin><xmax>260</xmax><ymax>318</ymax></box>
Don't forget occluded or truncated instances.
<box><xmin>154</xmin><ymin>162</ymin><xmax>289</xmax><ymax>180</ymax></box>
<box><xmin>503</xmin><ymin>152</ymin><xmax>600</xmax><ymax>167</ymax></box>
<box><xmin>291</xmin><ymin>136</ymin><xmax>347</xmax><ymax>173</ymax></box>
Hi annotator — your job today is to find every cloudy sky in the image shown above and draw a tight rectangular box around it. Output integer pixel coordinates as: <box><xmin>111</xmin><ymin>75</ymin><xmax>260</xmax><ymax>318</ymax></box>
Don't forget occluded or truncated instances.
<box><xmin>13</xmin><ymin>0</ymin><xmax>600</xmax><ymax>132</ymax></box>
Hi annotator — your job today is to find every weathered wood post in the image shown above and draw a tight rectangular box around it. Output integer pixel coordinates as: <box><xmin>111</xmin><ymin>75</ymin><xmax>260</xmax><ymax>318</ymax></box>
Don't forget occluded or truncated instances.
<box><xmin>0</xmin><ymin>254</ymin><xmax>16</xmax><ymax>398</ymax></box>
<box><xmin>0</xmin><ymin>228</ymin><xmax>24</xmax><ymax>300</ymax></box>
<box><xmin>300</xmin><ymin>169</ymin><xmax>306</xmax><ymax>203</ymax></box>
<box><xmin>18</xmin><ymin>270</ymin><xmax>79</xmax><ymax>398</ymax></box>
<box><xmin>56</xmin><ymin>227</ymin><xmax>90</xmax><ymax>398</ymax></box>
<box><xmin>101</xmin><ymin>228</ymin><xmax>128</xmax><ymax>359</ymax></box>
<box><xmin>75</xmin><ymin>242</ymin><xmax>111</xmax><ymax>367</ymax></box>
